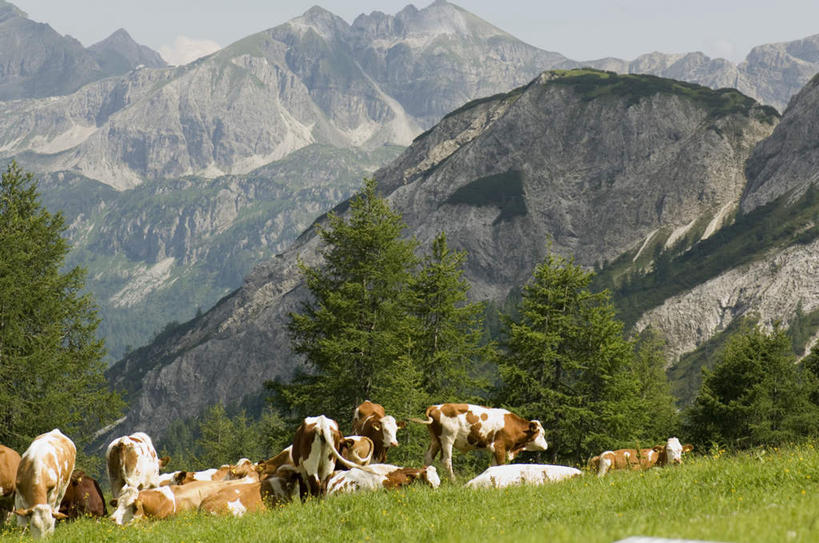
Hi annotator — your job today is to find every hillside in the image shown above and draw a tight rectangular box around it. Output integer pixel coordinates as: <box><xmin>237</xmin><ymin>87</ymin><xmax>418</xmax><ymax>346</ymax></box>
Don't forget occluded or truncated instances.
<box><xmin>105</xmin><ymin>69</ymin><xmax>777</xmax><ymax>438</ymax></box>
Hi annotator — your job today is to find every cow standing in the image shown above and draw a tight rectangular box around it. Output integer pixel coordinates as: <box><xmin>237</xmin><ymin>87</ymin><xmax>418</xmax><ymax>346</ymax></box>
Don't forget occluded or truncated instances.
<box><xmin>0</xmin><ymin>444</ymin><xmax>21</xmax><ymax>524</ymax></box>
<box><xmin>413</xmin><ymin>403</ymin><xmax>548</xmax><ymax>481</ymax></box>
<box><xmin>58</xmin><ymin>470</ymin><xmax>107</xmax><ymax>519</ymax></box>
<box><xmin>106</xmin><ymin>432</ymin><xmax>168</xmax><ymax>504</ymax></box>
<box><xmin>352</xmin><ymin>401</ymin><xmax>404</xmax><ymax>463</ymax></box>
<box><xmin>291</xmin><ymin>415</ymin><xmax>361</xmax><ymax>497</ymax></box>
<box><xmin>14</xmin><ymin>429</ymin><xmax>75</xmax><ymax>539</ymax></box>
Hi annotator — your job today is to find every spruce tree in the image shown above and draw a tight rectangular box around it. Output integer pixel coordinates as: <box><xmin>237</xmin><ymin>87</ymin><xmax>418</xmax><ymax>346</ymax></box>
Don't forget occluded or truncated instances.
<box><xmin>498</xmin><ymin>250</ymin><xmax>641</xmax><ymax>463</ymax></box>
<box><xmin>684</xmin><ymin>324</ymin><xmax>819</xmax><ymax>448</ymax></box>
<box><xmin>0</xmin><ymin>162</ymin><xmax>123</xmax><ymax>451</ymax></box>
<box><xmin>410</xmin><ymin>232</ymin><xmax>492</xmax><ymax>402</ymax></box>
<box><xmin>276</xmin><ymin>179</ymin><xmax>420</xmax><ymax>424</ymax></box>
<box><xmin>631</xmin><ymin>328</ymin><xmax>679</xmax><ymax>440</ymax></box>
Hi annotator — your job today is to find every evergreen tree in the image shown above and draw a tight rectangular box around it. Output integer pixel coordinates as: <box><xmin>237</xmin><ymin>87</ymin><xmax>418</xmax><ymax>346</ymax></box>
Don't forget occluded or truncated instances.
<box><xmin>498</xmin><ymin>250</ymin><xmax>641</xmax><ymax>463</ymax></box>
<box><xmin>0</xmin><ymin>163</ymin><xmax>123</xmax><ymax>451</ymax></box>
<box><xmin>409</xmin><ymin>232</ymin><xmax>492</xmax><ymax>401</ymax></box>
<box><xmin>274</xmin><ymin>179</ymin><xmax>420</xmax><ymax>424</ymax></box>
<box><xmin>631</xmin><ymin>328</ymin><xmax>680</xmax><ymax>440</ymax></box>
<box><xmin>684</xmin><ymin>324</ymin><xmax>819</xmax><ymax>448</ymax></box>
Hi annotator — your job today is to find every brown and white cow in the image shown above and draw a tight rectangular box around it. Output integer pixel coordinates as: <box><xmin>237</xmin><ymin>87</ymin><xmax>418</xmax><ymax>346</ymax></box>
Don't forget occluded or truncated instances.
<box><xmin>14</xmin><ymin>429</ymin><xmax>75</xmax><ymax>539</ymax></box>
<box><xmin>591</xmin><ymin>437</ymin><xmax>694</xmax><ymax>477</ymax></box>
<box><xmin>58</xmin><ymin>470</ymin><xmax>106</xmax><ymax>519</ymax></box>
<box><xmin>106</xmin><ymin>432</ymin><xmax>168</xmax><ymax>504</ymax></box>
<box><xmin>199</xmin><ymin>472</ymin><xmax>301</xmax><ymax>517</ymax></box>
<box><xmin>413</xmin><ymin>403</ymin><xmax>548</xmax><ymax>481</ymax></box>
<box><xmin>466</xmin><ymin>464</ymin><xmax>581</xmax><ymax>489</ymax></box>
<box><xmin>110</xmin><ymin>478</ymin><xmax>255</xmax><ymax>525</ymax></box>
<box><xmin>352</xmin><ymin>401</ymin><xmax>404</xmax><ymax>463</ymax></box>
<box><xmin>254</xmin><ymin>446</ymin><xmax>294</xmax><ymax>481</ymax></box>
<box><xmin>326</xmin><ymin>464</ymin><xmax>440</xmax><ymax>495</ymax></box>
<box><xmin>169</xmin><ymin>458</ymin><xmax>260</xmax><ymax>486</ymax></box>
<box><xmin>337</xmin><ymin>436</ymin><xmax>374</xmax><ymax>468</ymax></box>
<box><xmin>291</xmin><ymin>415</ymin><xmax>361</xmax><ymax>497</ymax></box>
<box><xmin>0</xmin><ymin>444</ymin><xmax>21</xmax><ymax>524</ymax></box>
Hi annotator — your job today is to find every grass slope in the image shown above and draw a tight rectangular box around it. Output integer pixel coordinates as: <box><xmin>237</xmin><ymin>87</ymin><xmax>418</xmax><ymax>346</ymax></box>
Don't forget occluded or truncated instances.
<box><xmin>3</xmin><ymin>444</ymin><xmax>818</xmax><ymax>542</ymax></box>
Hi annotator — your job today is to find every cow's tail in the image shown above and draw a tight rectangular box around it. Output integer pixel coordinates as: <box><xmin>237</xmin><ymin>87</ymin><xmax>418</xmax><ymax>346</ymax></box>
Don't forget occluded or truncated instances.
<box><xmin>409</xmin><ymin>416</ymin><xmax>433</xmax><ymax>425</ymax></box>
<box><xmin>351</xmin><ymin>446</ymin><xmax>373</xmax><ymax>466</ymax></box>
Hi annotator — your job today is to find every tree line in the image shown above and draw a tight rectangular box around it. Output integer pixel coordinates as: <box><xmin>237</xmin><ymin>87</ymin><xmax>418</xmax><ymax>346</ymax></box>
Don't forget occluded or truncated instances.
<box><xmin>4</xmin><ymin>166</ymin><xmax>819</xmax><ymax>470</ymax></box>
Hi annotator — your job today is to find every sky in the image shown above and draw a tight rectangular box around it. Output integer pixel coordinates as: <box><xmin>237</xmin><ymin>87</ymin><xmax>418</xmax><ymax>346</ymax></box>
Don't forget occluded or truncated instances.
<box><xmin>10</xmin><ymin>0</ymin><xmax>819</xmax><ymax>66</ymax></box>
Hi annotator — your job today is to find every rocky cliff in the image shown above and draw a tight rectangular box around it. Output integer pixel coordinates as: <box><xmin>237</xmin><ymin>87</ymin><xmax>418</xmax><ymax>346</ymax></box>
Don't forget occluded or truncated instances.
<box><xmin>105</xmin><ymin>70</ymin><xmax>777</xmax><ymax>437</ymax></box>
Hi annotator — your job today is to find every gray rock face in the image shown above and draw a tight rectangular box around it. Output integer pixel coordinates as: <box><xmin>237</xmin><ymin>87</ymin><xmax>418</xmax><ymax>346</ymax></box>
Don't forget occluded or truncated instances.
<box><xmin>741</xmin><ymin>74</ymin><xmax>819</xmax><ymax>212</ymax></box>
<box><xmin>0</xmin><ymin>1</ymin><xmax>165</xmax><ymax>101</ymax></box>
<box><xmin>105</xmin><ymin>70</ymin><xmax>775</xmax><ymax>438</ymax></box>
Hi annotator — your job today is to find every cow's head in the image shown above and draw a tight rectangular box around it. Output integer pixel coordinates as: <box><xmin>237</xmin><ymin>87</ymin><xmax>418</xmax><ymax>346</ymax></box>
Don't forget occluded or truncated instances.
<box><xmin>422</xmin><ymin>466</ymin><xmax>441</xmax><ymax>489</ymax></box>
<box><xmin>15</xmin><ymin>504</ymin><xmax>67</xmax><ymax>539</ymax></box>
<box><xmin>158</xmin><ymin>456</ymin><xmax>170</xmax><ymax>469</ymax></box>
<box><xmin>523</xmin><ymin>420</ymin><xmax>548</xmax><ymax>452</ymax></box>
<box><xmin>110</xmin><ymin>486</ymin><xmax>140</xmax><ymax>525</ymax></box>
<box><xmin>373</xmin><ymin>415</ymin><xmax>401</xmax><ymax>449</ymax></box>
<box><xmin>664</xmin><ymin>437</ymin><xmax>685</xmax><ymax>464</ymax></box>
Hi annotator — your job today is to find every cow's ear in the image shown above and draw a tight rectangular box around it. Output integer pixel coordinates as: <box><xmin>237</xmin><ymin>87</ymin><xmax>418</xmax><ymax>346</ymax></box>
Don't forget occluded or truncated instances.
<box><xmin>528</xmin><ymin>421</ymin><xmax>539</xmax><ymax>434</ymax></box>
<box><xmin>159</xmin><ymin>456</ymin><xmax>170</xmax><ymax>468</ymax></box>
<box><xmin>653</xmin><ymin>445</ymin><xmax>665</xmax><ymax>452</ymax></box>
<box><xmin>397</xmin><ymin>420</ymin><xmax>406</xmax><ymax>429</ymax></box>
<box><xmin>110</xmin><ymin>499</ymin><xmax>118</xmax><ymax>507</ymax></box>
<box><xmin>14</xmin><ymin>508</ymin><xmax>33</xmax><ymax>517</ymax></box>
<box><xmin>53</xmin><ymin>511</ymin><xmax>69</xmax><ymax>520</ymax></box>
<box><xmin>683</xmin><ymin>444</ymin><xmax>694</xmax><ymax>453</ymax></box>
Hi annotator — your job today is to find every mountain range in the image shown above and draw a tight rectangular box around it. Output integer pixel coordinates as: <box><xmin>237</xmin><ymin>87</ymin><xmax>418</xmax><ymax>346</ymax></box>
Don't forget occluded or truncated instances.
<box><xmin>1</xmin><ymin>0</ymin><xmax>818</xmax><ymax>399</ymax></box>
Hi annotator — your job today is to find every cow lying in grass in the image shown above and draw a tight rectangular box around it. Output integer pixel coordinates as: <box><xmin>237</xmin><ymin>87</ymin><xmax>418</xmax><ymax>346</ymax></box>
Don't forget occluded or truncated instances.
<box><xmin>160</xmin><ymin>458</ymin><xmax>260</xmax><ymax>486</ymax></box>
<box><xmin>326</xmin><ymin>464</ymin><xmax>440</xmax><ymax>495</ymax></box>
<box><xmin>590</xmin><ymin>437</ymin><xmax>693</xmax><ymax>477</ymax></box>
<box><xmin>466</xmin><ymin>464</ymin><xmax>581</xmax><ymax>489</ymax></box>
<box><xmin>199</xmin><ymin>472</ymin><xmax>301</xmax><ymax>517</ymax></box>
<box><xmin>58</xmin><ymin>471</ymin><xmax>106</xmax><ymax>519</ymax></box>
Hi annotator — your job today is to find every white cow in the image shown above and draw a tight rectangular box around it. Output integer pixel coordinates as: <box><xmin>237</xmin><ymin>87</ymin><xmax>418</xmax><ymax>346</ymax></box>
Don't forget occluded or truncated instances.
<box><xmin>466</xmin><ymin>464</ymin><xmax>581</xmax><ymax>489</ymax></box>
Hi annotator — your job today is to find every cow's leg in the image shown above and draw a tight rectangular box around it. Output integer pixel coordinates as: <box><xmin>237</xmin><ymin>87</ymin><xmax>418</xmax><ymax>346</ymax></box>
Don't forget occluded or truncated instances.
<box><xmin>598</xmin><ymin>453</ymin><xmax>612</xmax><ymax>477</ymax></box>
<box><xmin>439</xmin><ymin>437</ymin><xmax>456</xmax><ymax>482</ymax></box>
<box><xmin>424</xmin><ymin>437</ymin><xmax>441</xmax><ymax>467</ymax></box>
<box><xmin>491</xmin><ymin>443</ymin><xmax>507</xmax><ymax>466</ymax></box>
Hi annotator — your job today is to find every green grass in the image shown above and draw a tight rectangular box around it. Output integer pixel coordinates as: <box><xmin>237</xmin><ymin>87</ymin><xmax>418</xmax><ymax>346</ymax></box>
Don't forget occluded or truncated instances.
<box><xmin>4</xmin><ymin>444</ymin><xmax>819</xmax><ymax>542</ymax></box>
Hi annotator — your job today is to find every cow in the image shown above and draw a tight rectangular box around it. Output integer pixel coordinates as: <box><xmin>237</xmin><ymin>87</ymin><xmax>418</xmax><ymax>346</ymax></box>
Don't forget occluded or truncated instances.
<box><xmin>466</xmin><ymin>464</ymin><xmax>581</xmax><ymax>489</ymax></box>
<box><xmin>110</xmin><ymin>478</ymin><xmax>255</xmax><ymax>525</ymax></box>
<box><xmin>412</xmin><ymin>403</ymin><xmax>548</xmax><ymax>481</ymax></box>
<box><xmin>0</xmin><ymin>444</ymin><xmax>21</xmax><ymax>524</ymax></box>
<box><xmin>199</xmin><ymin>472</ymin><xmax>301</xmax><ymax>517</ymax></box>
<box><xmin>591</xmin><ymin>437</ymin><xmax>694</xmax><ymax>477</ymax></box>
<box><xmin>105</xmin><ymin>432</ymin><xmax>168</xmax><ymax>504</ymax></box>
<box><xmin>327</xmin><ymin>464</ymin><xmax>440</xmax><ymax>495</ymax></box>
<box><xmin>337</xmin><ymin>436</ymin><xmax>374</xmax><ymax>468</ymax></box>
<box><xmin>170</xmin><ymin>458</ymin><xmax>260</xmax><ymax>485</ymax></box>
<box><xmin>291</xmin><ymin>415</ymin><xmax>361</xmax><ymax>497</ymax></box>
<box><xmin>58</xmin><ymin>470</ymin><xmax>106</xmax><ymax>519</ymax></box>
<box><xmin>13</xmin><ymin>429</ymin><xmax>75</xmax><ymax>539</ymax></box>
<box><xmin>352</xmin><ymin>401</ymin><xmax>404</xmax><ymax>463</ymax></box>
<box><xmin>254</xmin><ymin>446</ymin><xmax>294</xmax><ymax>481</ymax></box>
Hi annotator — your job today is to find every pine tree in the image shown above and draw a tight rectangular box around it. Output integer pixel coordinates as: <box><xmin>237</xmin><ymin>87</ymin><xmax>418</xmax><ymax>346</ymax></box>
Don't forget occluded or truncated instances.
<box><xmin>0</xmin><ymin>162</ymin><xmax>123</xmax><ymax>451</ymax></box>
<box><xmin>498</xmin><ymin>250</ymin><xmax>641</xmax><ymax>463</ymax></box>
<box><xmin>275</xmin><ymin>179</ymin><xmax>420</xmax><ymax>424</ymax></box>
<box><xmin>409</xmin><ymin>232</ymin><xmax>492</xmax><ymax>402</ymax></box>
<box><xmin>685</xmin><ymin>324</ymin><xmax>819</xmax><ymax>448</ymax></box>
<box><xmin>631</xmin><ymin>328</ymin><xmax>680</xmax><ymax>440</ymax></box>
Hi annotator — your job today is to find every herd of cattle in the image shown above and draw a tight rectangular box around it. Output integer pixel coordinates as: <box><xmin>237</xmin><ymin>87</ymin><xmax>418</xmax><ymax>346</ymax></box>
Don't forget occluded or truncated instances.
<box><xmin>0</xmin><ymin>401</ymin><xmax>693</xmax><ymax>538</ymax></box>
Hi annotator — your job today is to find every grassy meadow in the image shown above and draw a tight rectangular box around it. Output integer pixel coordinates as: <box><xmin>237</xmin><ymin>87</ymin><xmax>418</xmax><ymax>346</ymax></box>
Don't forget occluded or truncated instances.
<box><xmin>3</xmin><ymin>443</ymin><xmax>819</xmax><ymax>542</ymax></box>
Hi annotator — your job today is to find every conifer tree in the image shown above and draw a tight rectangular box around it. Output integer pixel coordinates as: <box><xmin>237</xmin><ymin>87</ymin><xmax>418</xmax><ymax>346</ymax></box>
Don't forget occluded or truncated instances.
<box><xmin>275</xmin><ymin>179</ymin><xmax>420</xmax><ymax>423</ymax></box>
<box><xmin>410</xmin><ymin>232</ymin><xmax>492</xmax><ymax>401</ymax></box>
<box><xmin>631</xmin><ymin>328</ymin><xmax>679</xmax><ymax>440</ymax></box>
<box><xmin>0</xmin><ymin>162</ymin><xmax>123</xmax><ymax>451</ymax></box>
<box><xmin>685</xmin><ymin>324</ymin><xmax>819</xmax><ymax>448</ymax></box>
<box><xmin>498</xmin><ymin>250</ymin><xmax>641</xmax><ymax>463</ymax></box>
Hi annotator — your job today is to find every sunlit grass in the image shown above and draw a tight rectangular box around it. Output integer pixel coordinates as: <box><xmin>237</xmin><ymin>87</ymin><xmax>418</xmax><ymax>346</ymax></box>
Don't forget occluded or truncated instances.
<box><xmin>3</xmin><ymin>443</ymin><xmax>819</xmax><ymax>542</ymax></box>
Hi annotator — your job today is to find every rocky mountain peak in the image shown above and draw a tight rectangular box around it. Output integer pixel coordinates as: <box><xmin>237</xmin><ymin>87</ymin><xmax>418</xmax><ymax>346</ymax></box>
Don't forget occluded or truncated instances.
<box><xmin>0</xmin><ymin>1</ymin><xmax>25</xmax><ymax>23</ymax></box>
<box><xmin>290</xmin><ymin>5</ymin><xmax>351</xmax><ymax>40</ymax></box>
<box><xmin>742</xmin><ymin>72</ymin><xmax>819</xmax><ymax>212</ymax></box>
<box><xmin>88</xmin><ymin>27</ymin><xmax>166</xmax><ymax>70</ymax></box>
